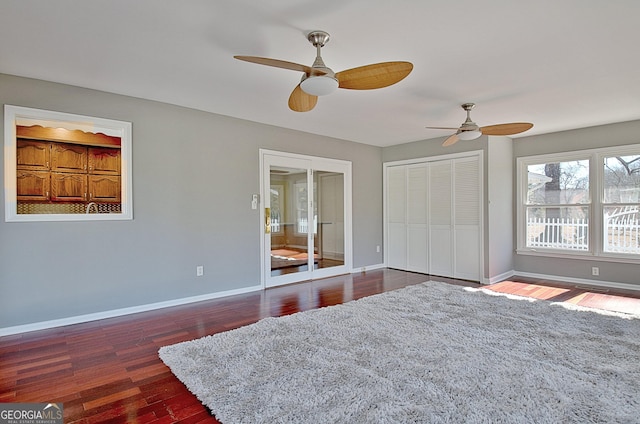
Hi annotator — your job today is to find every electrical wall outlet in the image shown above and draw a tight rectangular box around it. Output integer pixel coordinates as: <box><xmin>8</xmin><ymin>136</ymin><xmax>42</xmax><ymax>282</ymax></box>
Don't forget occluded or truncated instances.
<box><xmin>591</xmin><ymin>266</ymin><xmax>599</xmax><ymax>276</ymax></box>
<box><xmin>196</xmin><ymin>265</ymin><xmax>204</xmax><ymax>277</ymax></box>
<box><xmin>376</xmin><ymin>245</ymin><xmax>381</xmax><ymax>253</ymax></box>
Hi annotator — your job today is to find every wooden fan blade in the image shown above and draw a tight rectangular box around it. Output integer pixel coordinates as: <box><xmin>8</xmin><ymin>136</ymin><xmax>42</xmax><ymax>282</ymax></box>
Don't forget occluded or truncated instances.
<box><xmin>426</xmin><ymin>126</ymin><xmax>460</xmax><ymax>130</ymax></box>
<box><xmin>288</xmin><ymin>84</ymin><xmax>318</xmax><ymax>112</ymax></box>
<box><xmin>336</xmin><ymin>61</ymin><xmax>413</xmax><ymax>90</ymax></box>
<box><xmin>442</xmin><ymin>134</ymin><xmax>459</xmax><ymax>147</ymax></box>
<box><xmin>234</xmin><ymin>56</ymin><xmax>327</xmax><ymax>76</ymax></box>
<box><xmin>480</xmin><ymin>122</ymin><xmax>533</xmax><ymax>136</ymax></box>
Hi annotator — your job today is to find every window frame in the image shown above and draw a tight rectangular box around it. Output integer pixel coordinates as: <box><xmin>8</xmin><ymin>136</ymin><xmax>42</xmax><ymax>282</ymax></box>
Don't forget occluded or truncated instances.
<box><xmin>516</xmin><ymin>144</ymin><xmax>640</xmax><ymax>263</ymax></box>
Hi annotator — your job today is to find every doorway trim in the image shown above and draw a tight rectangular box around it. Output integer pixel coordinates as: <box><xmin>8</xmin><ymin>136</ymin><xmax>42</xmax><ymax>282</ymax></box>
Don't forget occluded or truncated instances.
<box><xmin>259</xmin><ymin>149</ymin><xmax>353</xmax><ymax>288</ymax></box>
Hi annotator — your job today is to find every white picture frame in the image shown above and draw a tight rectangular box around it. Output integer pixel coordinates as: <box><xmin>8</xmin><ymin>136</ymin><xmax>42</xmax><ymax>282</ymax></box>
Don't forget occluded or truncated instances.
<box><xmin>4</xmin><ymin>105</ymin><xmax>133</xmax><ymax>222</ymax></box>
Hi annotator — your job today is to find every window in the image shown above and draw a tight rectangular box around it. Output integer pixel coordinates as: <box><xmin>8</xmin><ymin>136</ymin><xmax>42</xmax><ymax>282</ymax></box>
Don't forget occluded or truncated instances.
<box><xmin>524</xmin><ymin>158</ymin><xmax>590</xmax><ymax>251</ymax></box>
<box><xmin>517</xmin><ymin>145</ymin><xmax>640</xmax><ymax>261</ymax></box>
<box><xmin>602</xmin><ymin>155</ymin><xmax>640</xmax><ymax>254</ymax></box>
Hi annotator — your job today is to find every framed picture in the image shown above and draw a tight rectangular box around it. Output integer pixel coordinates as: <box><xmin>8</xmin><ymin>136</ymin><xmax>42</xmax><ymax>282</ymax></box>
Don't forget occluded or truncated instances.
<box><xmin>4</xmin><ymin>105</ymin><xmax>133</xmax><ymax>222</ymax></box>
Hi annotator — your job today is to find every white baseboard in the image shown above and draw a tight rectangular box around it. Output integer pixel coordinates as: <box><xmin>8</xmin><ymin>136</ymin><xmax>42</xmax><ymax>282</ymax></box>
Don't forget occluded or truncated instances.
<box><xmin>0</xmin><ymin>284</ymin><xmax>262</xmax><ymax>337</ymax></box>
<box><xmin>351</xmin><ymin>263</ymin><xmax>386</xmax><ymax>273</ymax></box>
<box><xmin>513</xmin><ymin>271</ymin><xmax>640</xmax><ymax>293</ymax></box>
<box><xmin>394</xmin><ymin>266</ymin><xmax>638</xmax><ymax>293</ymax></box>
<box><xmin>486</xmin><ymin>270</ymin><xmax>516</xmax><ymax>285</ymax></box>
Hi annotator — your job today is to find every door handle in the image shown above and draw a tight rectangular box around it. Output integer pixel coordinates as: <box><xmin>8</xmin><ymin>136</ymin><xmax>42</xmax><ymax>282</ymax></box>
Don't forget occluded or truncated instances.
<box><xmin>265</xmin><ymin>207</ymin><xmax>271</xmax><ymax>234</ymax></box>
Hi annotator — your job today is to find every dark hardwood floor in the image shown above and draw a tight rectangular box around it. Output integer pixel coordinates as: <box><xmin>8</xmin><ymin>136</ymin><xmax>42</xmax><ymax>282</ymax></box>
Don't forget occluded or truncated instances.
<box><xmin>1</xmin><ymin>269</ymin><xmax>638</xmax><ymax>423</ymax></box>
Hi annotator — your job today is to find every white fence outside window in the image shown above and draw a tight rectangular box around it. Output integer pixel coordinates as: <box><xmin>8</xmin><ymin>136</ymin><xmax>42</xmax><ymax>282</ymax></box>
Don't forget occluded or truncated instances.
<box><xmin>527</xmin><ymin>217</ymin><xmax>589</xmax><ymax>250</ymax></box>
<box><xmin>527</xmin><ymin>208</ymin><xmax>640</xmax><ymax>254</ymax></box>
<box><xmin>604</xmin><ymin>208</ymin><xmax>640</xmax><ymax>253</ymax></box>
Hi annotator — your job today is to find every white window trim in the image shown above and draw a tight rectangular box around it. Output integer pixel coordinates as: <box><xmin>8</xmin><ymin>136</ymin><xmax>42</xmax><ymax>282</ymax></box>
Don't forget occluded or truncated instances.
<box><xmin>516</xmin><ymin>143</ymin><xmax>640</xmax><ymax>264</ymax></box>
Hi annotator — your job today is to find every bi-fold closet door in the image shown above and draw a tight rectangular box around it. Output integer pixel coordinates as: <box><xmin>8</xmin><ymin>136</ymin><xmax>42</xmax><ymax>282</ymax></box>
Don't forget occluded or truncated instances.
<box><xmin>385</xmin><ymin>154</ymin><xmax>482</xmax><ymax>282</ymax></box>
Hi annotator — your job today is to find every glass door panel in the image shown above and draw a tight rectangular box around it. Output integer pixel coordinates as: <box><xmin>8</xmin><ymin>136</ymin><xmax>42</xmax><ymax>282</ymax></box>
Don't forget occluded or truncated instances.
<box><xmin>315</xmin><ymin>171</ymin><xmax>345</xmax><ymax>272</ymax></box>
<box><xmin>262</xmin><ymin>151</ymin><xmax>351</xmax><ymax>288</ymax></box>
<box><xmin>269</xmin><ymin>165</ymin><xmax>311</xmax><ymax>279</ymax></box>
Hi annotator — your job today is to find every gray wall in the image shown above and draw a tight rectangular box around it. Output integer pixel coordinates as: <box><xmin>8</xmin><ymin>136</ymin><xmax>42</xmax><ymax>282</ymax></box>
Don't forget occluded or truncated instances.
<box><xmin>487</xmin><ymin>136</ymin><xmax>514</xmax><ymax>280</ymax></box>
<box><xmin>513</xmin><ymin>120</ymin><xmax>640</xmax><ymax>285</ymax></box>
<box><xmin>0</xmin><ymin>74</ymin><xmax>384</xmax><ymax>328</ymax></box>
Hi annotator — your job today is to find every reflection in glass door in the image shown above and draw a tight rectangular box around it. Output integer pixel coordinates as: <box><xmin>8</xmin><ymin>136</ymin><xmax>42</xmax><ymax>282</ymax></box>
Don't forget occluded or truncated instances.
<box><xmin>261</xmin><ymin>150</ymin><xmax>351</xmax><ymax>288</ymax></box>
<box><xmin>315</xmin><ymin>171</ymin><xmax>345</xmax><ymax>271</ymax></box>
<box><xmin>269</xmin><ymin>165</ymin><xmax>311</xmax><ymax>279</ymax></box>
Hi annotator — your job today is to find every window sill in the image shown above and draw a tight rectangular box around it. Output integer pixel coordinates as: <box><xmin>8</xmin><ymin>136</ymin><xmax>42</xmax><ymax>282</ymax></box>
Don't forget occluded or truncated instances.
<box><xmin>516</xmin><ymin>248</ymin><xmax>640</xmax><ymax>264</ymax></box>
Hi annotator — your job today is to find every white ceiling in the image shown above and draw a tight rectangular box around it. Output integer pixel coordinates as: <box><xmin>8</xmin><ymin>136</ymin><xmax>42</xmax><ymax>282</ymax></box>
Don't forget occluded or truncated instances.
<box><xmin>1</xmin><ymin>0</ymin><xmax>639</xmax><ymax>147</ymax></box>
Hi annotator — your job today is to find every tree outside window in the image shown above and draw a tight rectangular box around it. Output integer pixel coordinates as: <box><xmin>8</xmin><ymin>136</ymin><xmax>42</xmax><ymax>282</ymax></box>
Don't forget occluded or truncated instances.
<box><xmin>526</xmin><ymin>159</ymin><xmax>589</xmax><ymax>250</ymax></box>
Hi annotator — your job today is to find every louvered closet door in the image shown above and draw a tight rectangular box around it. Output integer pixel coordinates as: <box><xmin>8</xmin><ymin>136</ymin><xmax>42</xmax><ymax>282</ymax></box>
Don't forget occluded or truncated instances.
<box><xmin>453</xmin><ymin>157</ymin><xmax>481</xmax><ymax>281</ymax></box>
<box><xmin>386</xmin><ymin>166</ymin><xmax>407</xmax><ymax>269</ymax></box>
<box><xmin>385</xmin><ymin>154</ymin><xmax>481</xmax><ymax>281</ymax></box>
<box><xmin>429</xmin><ymin>160</ymin><xmax>453</xmax><ymax>277</ymax></box>
<box><xmin>406</xmin><ymin>164</ymin><xmax>429</xmax><ymax>273</ymax></box>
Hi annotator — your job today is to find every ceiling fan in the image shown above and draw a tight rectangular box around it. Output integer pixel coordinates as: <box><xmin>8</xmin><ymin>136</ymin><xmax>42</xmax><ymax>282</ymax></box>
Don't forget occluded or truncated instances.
<box><xmin>427</xmin><ymin>103</ymin><xmax>534</xmax><ymax>146</ymax></box>
<box><xmin>234</xmin><ymin>31</ymin><xmax>413</xmax><ymax>112</ymax></box>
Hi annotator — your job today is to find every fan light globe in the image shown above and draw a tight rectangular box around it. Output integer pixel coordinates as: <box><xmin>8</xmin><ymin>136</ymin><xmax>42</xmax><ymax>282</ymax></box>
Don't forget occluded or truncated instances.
<box><xmin>300</xmin><ymin>76</ymin><xmax>339</xmax><ymax>96</ymax></box>
<box><xmin>457</xmin><ymin>130</ymin><xmax>482</xmax><ymax>141</ymax></box>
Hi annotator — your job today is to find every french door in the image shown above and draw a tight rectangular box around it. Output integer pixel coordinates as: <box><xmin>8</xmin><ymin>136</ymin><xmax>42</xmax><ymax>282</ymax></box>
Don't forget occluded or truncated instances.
<box><xmin>260</xmin><ymin>150</ymin><xmax>352</xmax><ymax>288</ymax></box>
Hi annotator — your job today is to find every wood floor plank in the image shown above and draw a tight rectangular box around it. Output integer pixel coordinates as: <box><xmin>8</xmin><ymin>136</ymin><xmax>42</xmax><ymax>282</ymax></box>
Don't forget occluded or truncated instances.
<box><xmin>82</xmin><ymin>387</ymin><xmax>143</xmax><ymax>411</ymax></box>
<box><xmin>0</xmin><ymin>391</ymin><xmax>17</xmax><ymax>402</ymax></box>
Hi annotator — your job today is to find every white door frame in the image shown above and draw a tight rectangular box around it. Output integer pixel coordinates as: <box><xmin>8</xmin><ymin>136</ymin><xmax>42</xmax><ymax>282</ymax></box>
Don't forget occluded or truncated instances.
<box><xmin>260</xmin><ymin>149</ymin><xmax>353</xmax><ymax>288</ymax></box>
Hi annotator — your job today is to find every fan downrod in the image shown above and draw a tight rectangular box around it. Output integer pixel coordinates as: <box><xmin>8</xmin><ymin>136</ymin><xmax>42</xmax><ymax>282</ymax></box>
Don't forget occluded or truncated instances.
<box><xmin>460</xmin><ymin>103</ymin><xmax>478</xmax><ymax>130</ymax></box>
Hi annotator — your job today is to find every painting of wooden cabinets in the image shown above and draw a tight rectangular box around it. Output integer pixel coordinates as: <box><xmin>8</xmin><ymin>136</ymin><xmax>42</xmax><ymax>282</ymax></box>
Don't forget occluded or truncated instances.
<box><xmin>16</xmin><ymin>126</ymin><xmax>122</xmax><ymax>212</ymax></box>
<box><xmin>4</xmin><ymin>105</ymin><xmax>132</xmax><ymax>222</ymax></box>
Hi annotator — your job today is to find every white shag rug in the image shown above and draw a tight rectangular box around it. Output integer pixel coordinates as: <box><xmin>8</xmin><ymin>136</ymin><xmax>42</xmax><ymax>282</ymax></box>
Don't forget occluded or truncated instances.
<box><xmin>159</xmin><ymin>281</ymin><xmax>640</xmax><ymax>423</ymax></box>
